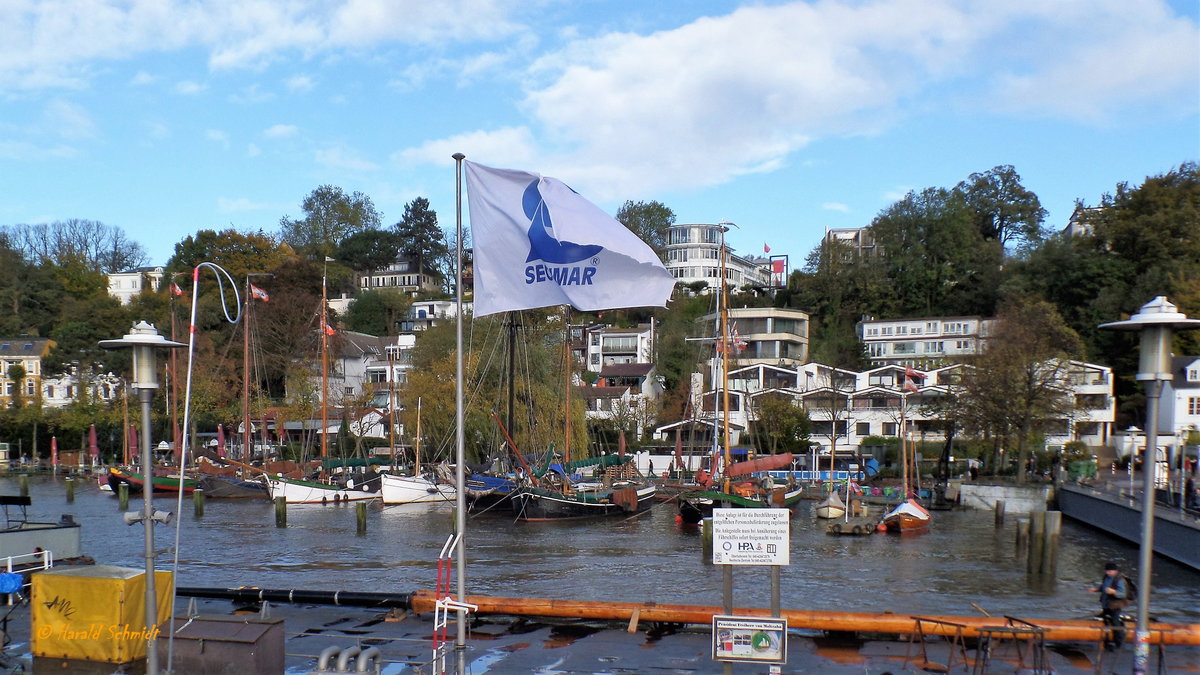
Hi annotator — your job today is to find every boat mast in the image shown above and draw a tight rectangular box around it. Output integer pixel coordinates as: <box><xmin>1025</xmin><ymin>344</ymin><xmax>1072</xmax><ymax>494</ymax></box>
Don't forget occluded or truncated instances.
<box><xmin>719</xmin><ymin>224</ymin><xmax>732</xmax><ymax>495</ymax></box>
<box><xmin>242</xmin><ymin>275</ymin><xmax>252</xmax><ymax>461</ymax></box>
<box><xmin>900</xmin><ymin>390</ymin><xmax>908</xmax><ymax>499</ymax></box>
<box><xmin>414</xmin><ymin>397</ymin><xmax>422</xmax><ymax>475</ymax></box>
<box><xmin>170</xmin><ymin>294</ymin><xmax>180</xmax><ymax>460</ymax></box>
<box><xmin>564</xmin><ymin>307</ymin><xmax>573</xmax><ymax>466</ymax></box>
<box><xmin>321</xmin><ymin>259</ymin><xmax>329</xmax><ymax>460</ymax></box>
<box><xmin>507</xmin><ymin>311</ymin><xmax>517</xmax><ymax>452</ymax></box>
<box><xmin>388</xmin><ymin>347</ymin><xmax>396</xmax><ymax>468</ymax></box>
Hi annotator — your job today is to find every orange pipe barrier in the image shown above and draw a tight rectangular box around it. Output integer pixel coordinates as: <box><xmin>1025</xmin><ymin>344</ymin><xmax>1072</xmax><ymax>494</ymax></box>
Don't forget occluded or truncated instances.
<box><xmin>409</xmin><ymin>590</ymin><xmax>1200</xmax><ymax>646</ymax></box>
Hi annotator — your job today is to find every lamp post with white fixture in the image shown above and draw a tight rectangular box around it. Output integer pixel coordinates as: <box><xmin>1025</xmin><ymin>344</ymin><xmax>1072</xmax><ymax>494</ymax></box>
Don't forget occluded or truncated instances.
<box><xmin>100</xmin><ymin>321</ymin><xmax>186</xmax><ymax>675</ymax></box>
<box><xmin>1100</xmin><ymin>296</ymin><xmax>1200</xmax><ymax>675</ymax></box>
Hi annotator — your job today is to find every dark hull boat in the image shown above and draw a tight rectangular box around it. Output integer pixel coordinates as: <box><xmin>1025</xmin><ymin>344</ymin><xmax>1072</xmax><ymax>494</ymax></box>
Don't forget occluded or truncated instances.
<box><xmin>108</xmin><ymin>467</ymin><xmax>197</xmax><ymax>494</ymax></box>
<box><xmin>196</xmin><ymin>474</ymin><xmax>269</xmax><ymax>499</ymax></box>
<box><xmin>466</xmin><ymin>474</ymin><xmax>516</xmax><ymax>512</ymax></box>
<box><xmin>513</xmin><ymin>484</ymin><xmax>656</xmax><ymax>521</ymax></box>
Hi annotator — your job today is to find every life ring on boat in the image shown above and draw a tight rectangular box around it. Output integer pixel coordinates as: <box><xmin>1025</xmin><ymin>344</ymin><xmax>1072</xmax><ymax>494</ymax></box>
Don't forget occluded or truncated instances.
<box><xmin>852</xmin><ymin>525</ymin><xmax>864</xmax><ymax>535</ymax></box>
<box><xmin>830</xmin><ymin>523</ymin><xmax>842</xmax><ymax>535</ymax></box>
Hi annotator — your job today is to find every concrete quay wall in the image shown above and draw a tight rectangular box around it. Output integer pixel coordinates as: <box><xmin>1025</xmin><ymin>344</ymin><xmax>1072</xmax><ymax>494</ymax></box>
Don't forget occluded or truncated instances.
<box><xmin>958</xmin><ymin>483</ymin><xmax>1053</xmax><ymax>514</ymax></box>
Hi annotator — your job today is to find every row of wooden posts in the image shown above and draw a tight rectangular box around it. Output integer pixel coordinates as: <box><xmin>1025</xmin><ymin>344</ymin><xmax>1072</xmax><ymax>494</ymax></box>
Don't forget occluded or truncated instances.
<box><xmin>994</xmin><ymin>500</ymin><xmax>1063</xmax><ymax>575</ymax></box>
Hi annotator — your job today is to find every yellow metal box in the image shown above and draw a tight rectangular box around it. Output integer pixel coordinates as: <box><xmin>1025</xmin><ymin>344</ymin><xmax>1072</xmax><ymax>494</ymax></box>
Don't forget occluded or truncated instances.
<box><xmin>32</xmin><ymin>565</ymin><xmax>173</xmax><ymax>663</ymax></box>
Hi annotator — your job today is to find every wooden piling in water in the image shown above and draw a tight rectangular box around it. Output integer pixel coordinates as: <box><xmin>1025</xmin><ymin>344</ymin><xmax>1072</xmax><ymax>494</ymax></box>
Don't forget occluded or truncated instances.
<box><xmin>118</xmin><ymin>483</ymin><xmax>129</xmax><ymax>509</ymax></box>
<box><xmin>356</xmin><ymin>502</ymin><xmax>367</xmax><ymax>535</ymax></box>
<box><xmin>19</xmin><ymin>475</ymin><xmax>28</xmax><ymax>497</ymax></box>
<box><xmin>1027</xmin><ymin>511</ymin><xmax>1045</xmax><ymax>573</ymax></box>
<box><xmin>1041</xmin><ymin>510</ymin><xmax>1061</xmax><ymax>574</ymax></box>
<box><xmin>1015</xmin><ymin>517</ymin><xmax>1030</xmax><ymax>558</ymax></box>
<box><xmin>64</xmin><ymin>477</ymin><xmax>74</xmax><ymax>503</ymax></box>
<box><xmin>700</xmin><ymin>517</ymin><xmax>713</xmax><ymax>562</ymax></box>
<box><xmin>193</xmin><ymin>488</ymin><xmax>205</xmax><ymax>518</ymax></box>
<box><xmin>993</xmin><ymin>500</ymin><xmax>1005</xmax><ymax>527</ymax></box>
<box><xmin>274</xmin><ymin>496</ymin><xmax>287</xmax><ymax>528</ymax></box>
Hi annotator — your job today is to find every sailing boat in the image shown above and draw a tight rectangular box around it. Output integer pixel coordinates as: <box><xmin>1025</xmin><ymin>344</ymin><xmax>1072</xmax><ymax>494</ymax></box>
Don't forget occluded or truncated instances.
<box><xmin>381</xmin><ymin>397</ymin><xmax>457</xmax><ymax>504</ymax></box>
<box><xmin>508</xmin><ymin>313</ymin><xmax>657</xmax><ymax>521</ymax></box>
<box><xmin>266</xmin><ymin>263</ymin><xmax>379</xmax><ymax>505</ymax></box>
<box><xmin>882</xmin><ymin>371</ymin><xmax>931</xmax><ymax>532</ymax></box>
<box><xmin>678</xmin><ymin>225</ymin><xmax>803</xmax><ymax>523</ymax></box>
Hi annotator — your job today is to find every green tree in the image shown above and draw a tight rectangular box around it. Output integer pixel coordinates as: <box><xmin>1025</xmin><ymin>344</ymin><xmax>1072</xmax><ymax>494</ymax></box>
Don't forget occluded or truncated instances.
<box><xmin>6</xmin><ymin>364</ymin><xmax>27</xmax><ymax>409</ymax></box>
<box><xmin>280</xmin><ymin>185</ymin><xmax>382</xmax><ymax>259</ymax></box>
<box><xmin>393</xmin><ymin>197</ymin><xmax>448</xmax><ymax>283</ymax></box>
<box><xmin>748</xmin><ymin>393</ymin><xmax>811</xmax><ymax>455</ymax></box>
<box><xmin>336</xmin><ymin>230</ymin><xmax>400</xmax><ymax>279</ymax></box>
<box><xmin>955</xmin><ymin>165</ymin><xmax>1048</xmax><ymax>252</ymax></box>
<box><xmin>871</xmin><ymin>187</ymin><xmax>1000</xmax><ymax>317</ymax></box>
<box><xmin>615</xmin><ymin>200</ymin><xmax>674</xmax><ymax>255</ymax></box>
<box><xmin>957</xmin><ymin>298</ymin><xmax>1085</xmax><ymax>482</ymax></box>
<box><xmin>344</xmin><ymin>291</ymin><xmax>410</xmax><ymax>336</ymax></box>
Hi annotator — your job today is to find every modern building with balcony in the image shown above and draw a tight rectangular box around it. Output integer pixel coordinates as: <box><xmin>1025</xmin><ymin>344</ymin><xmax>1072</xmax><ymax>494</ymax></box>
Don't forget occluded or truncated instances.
<box><xmin>858</xmin><ymin>315</ymin><xmax>995</xmax><ymax>368</ymax></box>
<box><xmin>663</xmin><ymin>223</ymin><xmax>773</xmax><ymax>292</ymax></box>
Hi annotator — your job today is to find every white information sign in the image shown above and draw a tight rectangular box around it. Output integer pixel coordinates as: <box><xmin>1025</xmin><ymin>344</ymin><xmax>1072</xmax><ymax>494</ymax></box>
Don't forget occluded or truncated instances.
<box><xmin>711</xmin><ymin>508</ymin><xmax>790</xmax><ymax>566</ymax></box>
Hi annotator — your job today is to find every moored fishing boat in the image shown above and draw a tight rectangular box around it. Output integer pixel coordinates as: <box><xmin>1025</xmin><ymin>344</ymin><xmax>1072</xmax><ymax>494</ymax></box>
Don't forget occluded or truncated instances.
<box><xmin>881</xmin><ymin>498</ymin><xmax>931</xmax><ymax>533</ymax></box>
<box><xmin>380</xmin><ymin>472</ymin><xmax>455</xmax><ymax>504</ymax></box>
<box><xmin>512</xmin><ymin>482</ymin><xmax>656</xmax><ymax>521</ymax></box>
<box><xmin>195</xmin><ymin>474</ymin><xmax>268</xmax><ymax>499</ymax></box>
<box><xmin>107</xmin><ymin>467</ymin><xmax>197</xmax><ymax>494</ymax></box>
<box><xmin>265</xmin><ymin>475</ymin><xmax>379</xmax><ymax>504</ymax></box>
<box><xmin>814</xmin><ymin>491</ymin><xmax>847</xmax><ymax>519</ymax></box>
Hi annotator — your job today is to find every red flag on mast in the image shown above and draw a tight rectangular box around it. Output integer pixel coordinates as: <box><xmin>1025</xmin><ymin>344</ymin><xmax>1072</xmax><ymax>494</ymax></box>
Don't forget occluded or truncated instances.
<box><xmin>250</xmin><ymin>284</ymin><xmax>270</xmax><ymax>302</ymax></box>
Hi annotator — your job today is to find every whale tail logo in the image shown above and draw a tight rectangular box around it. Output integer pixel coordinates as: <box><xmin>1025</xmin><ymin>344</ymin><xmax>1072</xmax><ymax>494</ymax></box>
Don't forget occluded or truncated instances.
<box><xmin>523</xmin><ymin>180</ymin><xmax>602</xmax><ymax>264</ymax></box>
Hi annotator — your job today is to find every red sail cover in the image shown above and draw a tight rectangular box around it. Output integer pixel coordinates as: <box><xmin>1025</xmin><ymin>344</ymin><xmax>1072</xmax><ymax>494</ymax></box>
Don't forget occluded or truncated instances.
<box><xmin>725</xmin><ymin>453</ymin><xmax>794</xmax><ymax>477</ymax></box>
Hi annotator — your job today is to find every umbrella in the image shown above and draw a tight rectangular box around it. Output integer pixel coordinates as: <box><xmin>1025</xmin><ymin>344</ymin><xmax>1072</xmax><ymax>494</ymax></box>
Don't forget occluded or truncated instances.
<box><xmin>50</xmin><ymin>436</ymin><xmax>58</xmax><ymax>469</ymax></box>
<box><xmin>216</xmin><ymin>424</ymin><xmax>226</xmax><ymax>458</ymax></box>
<box><xmin>88</xmin><ymin>424</ymin><xmax>100</xmax><ymax>465</ymax></box>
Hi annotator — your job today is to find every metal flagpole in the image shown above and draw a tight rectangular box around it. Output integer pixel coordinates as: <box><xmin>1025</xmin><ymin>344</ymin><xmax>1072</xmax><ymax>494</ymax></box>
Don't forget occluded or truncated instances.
<box><xmin>452</xmin><ymin>152</ymin><xmax>468</xmax><ymax>674</ymax></box>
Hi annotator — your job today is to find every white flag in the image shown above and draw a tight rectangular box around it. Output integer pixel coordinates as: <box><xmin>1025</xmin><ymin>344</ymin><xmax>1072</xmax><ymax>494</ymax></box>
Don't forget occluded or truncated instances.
<box><xmin>464</xmin><ymin>161</ymin><xmax>675</xmax><ymax>317</ymax></box>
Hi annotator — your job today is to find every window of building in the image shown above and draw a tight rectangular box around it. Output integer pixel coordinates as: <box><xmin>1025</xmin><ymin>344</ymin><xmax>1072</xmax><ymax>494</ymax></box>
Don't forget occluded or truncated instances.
<box><xmin>882</xmin><ymin>422</ymin><xmax>897</xmax><ymax>436</ymax></box>
<box><xmin>893</xmin><ymin>342</ymin><xmax>916</xmax><ymax>355</ymax></box>
<box><xmin>1189</xmin><ymin>367</ymin><xmax>1200</xmax><ymax>382</ymax></box>
<box><xmin>1190</xmin><ymin>397</ymin><xmax>1200</xmax><ymax>416</ymax></box>
<box><xmin>924</xmin><ymin>342</ymin><xmax>944</xmax><ymax>353</ymax></box>
<box><xmin>45</xmin><ymin>385</ymin><xmax>54</xmax><ymax>398</ymax></box>
<box><xmin>856</xmin><ymin>422</ymin><xmax>870</xmax><ymax>436</ymax></box>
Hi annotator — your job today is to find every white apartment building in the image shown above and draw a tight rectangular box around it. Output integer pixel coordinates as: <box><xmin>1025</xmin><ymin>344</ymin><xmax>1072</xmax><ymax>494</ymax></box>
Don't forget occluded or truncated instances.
<box><xmin>358</xmin><ymin>257</ymin><xmax>440</xmax><ymax>296</ymax></box>
<box><xmin>107</xmin><ymin>266</ymin><xmax>165</xmax><ymax>305</ymax></box>
<box><xmin>858</xmin><ymin>315</ymin><xmax>995</xmax><ymax>367</ymax></box>
<box><xmin>657</xmin><ymin>359</ymin><xmax>1116</xmax><ymax>456</ymax></box>
<box><xmin>1156</xmin><ymin>356</ymin><xmax>1200</xmax><ymax>461</ymax></box>
<box><xmin>663</xmin><ymin>223</ymin><xmax>773</xmax><ymax>292</ymax></box>
<box><xmin>699</xmin><ymin>306</ymin><xmax>810</xmax><ymax>370</ymax></box>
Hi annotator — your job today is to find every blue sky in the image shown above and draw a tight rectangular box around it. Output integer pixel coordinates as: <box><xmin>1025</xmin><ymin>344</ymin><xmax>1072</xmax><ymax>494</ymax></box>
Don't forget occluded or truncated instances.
<box><xmin>2</xmin><ymin>0</ymin><xmax>1197</xmax><ymax>268</ymax></box>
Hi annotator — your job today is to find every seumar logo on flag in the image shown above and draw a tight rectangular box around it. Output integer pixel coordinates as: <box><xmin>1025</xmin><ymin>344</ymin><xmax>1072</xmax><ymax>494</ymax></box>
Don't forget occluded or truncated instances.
<box><xmin>464</xmin><ymin>160</ymin><xmax>675</xmax><ymax>317</ymax></box>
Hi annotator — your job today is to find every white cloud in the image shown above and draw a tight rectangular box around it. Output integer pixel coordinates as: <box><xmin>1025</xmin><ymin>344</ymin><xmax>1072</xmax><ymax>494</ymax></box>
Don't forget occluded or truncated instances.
<box><xmin>218</xmin><ymin>197</ymin><xmax>269</xmax><ymax>212</ymax></box>
<box><xmin>411</xmin><ymin>1</ymin><xmax>1198</xmax><ymax>198</ymax></box>
<box><xmin>43</xmin><ymin>100</ymin><xmax>95</xmax><ymax>140</ymax></box>
<box><xmin>247</xmin><ymin>143</ymin><xmax>261</xmax><ymax>157</ymax></box>
<box><xmin>396</xmin><ymin>126</ymin><xmax>538</xmax><ymax>167</ymax></box>
<box><xmin>263</xmin><ymin>124</ymin><xmax>298</xmax><ymax>138</ymax></box>
<box><xmin>230</xmin><ymin>84</ymin><xmax>274</xmax><ymax>104</ymax></box>
<box><xmin>0</xmin><ymin>140</ymin><xmax>77</xmax><ymax>160</ymax></box>
<box><xmin>285</xmin><ymin>75</ymin><xmax>314</xmax><ymax>92</ymax></box>
<box><xmin>316</xmin><ymin>145</ymin><xmax>378</xmax><ymax>171</ymax></box>
<box><xmin>883</xmin><ymin>188</ymin><xmax>913</xmax><ymax>202</ymax></box>
<box><xmin>206</xmin><ymin>129</ymin><xmax>229</xmax><ymax>148</ymax></box>
<box><xmin>130</xmin><ymin>71</ymin><xmax>156</xmax><ymax>86</ymax></box>
<box><xmin>822</xmin><ymin>202</ymin><xmax>850</xmax><ymax>213</ymax></box>
<box><xmin>176</xmin><ymin>80</ymin><xmax>206</xmax><ymax>95</ymax></box>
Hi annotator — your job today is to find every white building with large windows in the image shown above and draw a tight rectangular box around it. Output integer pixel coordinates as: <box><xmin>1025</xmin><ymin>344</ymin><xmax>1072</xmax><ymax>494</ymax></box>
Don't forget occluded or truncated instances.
<box><xmin>858</xmin><ymin>315</ymin><xmax>995</xmax><ymax>368</ymax></box>
<box><xmin>655</xmin><ymin>359</ymin><xmax>1116</xmax><ymax>459</ymax></box>
<box><xmin>664</xmin><ymin>223</ymin><xmax>772</xmax><ymax>292</ymax></box>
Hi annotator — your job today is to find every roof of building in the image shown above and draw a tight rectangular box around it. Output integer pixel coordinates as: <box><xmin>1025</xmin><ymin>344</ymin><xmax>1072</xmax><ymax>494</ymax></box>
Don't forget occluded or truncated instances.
<box><xmin>0</xmin><ymin>337</ymin><xmax>53</xmax><ymax>355</ymax></box>
<box><xmin>599</xmin><ymin>363</ymin><xmax>653</xmax><ymax>378</ymax></box>
<box><xmin>575</xmin><ymin>385</ymin><xmax>631</xmax><ymax>400</ymax></box>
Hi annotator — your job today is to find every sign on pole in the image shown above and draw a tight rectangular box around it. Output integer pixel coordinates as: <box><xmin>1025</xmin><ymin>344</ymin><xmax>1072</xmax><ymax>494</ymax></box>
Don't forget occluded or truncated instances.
<box><xmin>711</xmin><ymin>508</ymin><xmax>790</xmax><ymax>566</ymax></box>
<box><xmin>712</xmin><ymin>615</ymin><xmax>787</xmax><ymax>663</ymax></box>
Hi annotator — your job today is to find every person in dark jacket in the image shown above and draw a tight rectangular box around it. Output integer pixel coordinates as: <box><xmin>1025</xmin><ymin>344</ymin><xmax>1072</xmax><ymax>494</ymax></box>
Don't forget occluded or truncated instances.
<box><xmin>1091</xmin><ymin>561</ymin><xmax>1128</xmax><ymax>651</ymax></box>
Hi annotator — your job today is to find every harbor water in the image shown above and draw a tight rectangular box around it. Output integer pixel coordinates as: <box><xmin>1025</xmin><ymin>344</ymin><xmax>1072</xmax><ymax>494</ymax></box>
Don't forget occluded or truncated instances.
<box><xmin>8</xmin><ymin>474</ymin><xmax>1199</xmax><ymax>625</ymax></box>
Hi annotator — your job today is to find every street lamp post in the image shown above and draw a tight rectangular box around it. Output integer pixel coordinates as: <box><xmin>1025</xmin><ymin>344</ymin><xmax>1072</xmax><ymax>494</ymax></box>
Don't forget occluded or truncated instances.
<box><xmin>1100</xmin><ymin>296</ymin><xmax>1200</xmax><ymax>675</ymax></box>
<box><xmin>100</xmin><ymin>322</ymin><xmax>186</xmax><ymax>675</ymax></box>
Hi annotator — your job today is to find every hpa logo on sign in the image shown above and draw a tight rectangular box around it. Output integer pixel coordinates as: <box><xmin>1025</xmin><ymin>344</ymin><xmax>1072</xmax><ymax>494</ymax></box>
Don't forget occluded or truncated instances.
<box><xmin>523</xmin><ymin>181</ymin><xmax>601</xmax><ymax>286</ymax></box>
